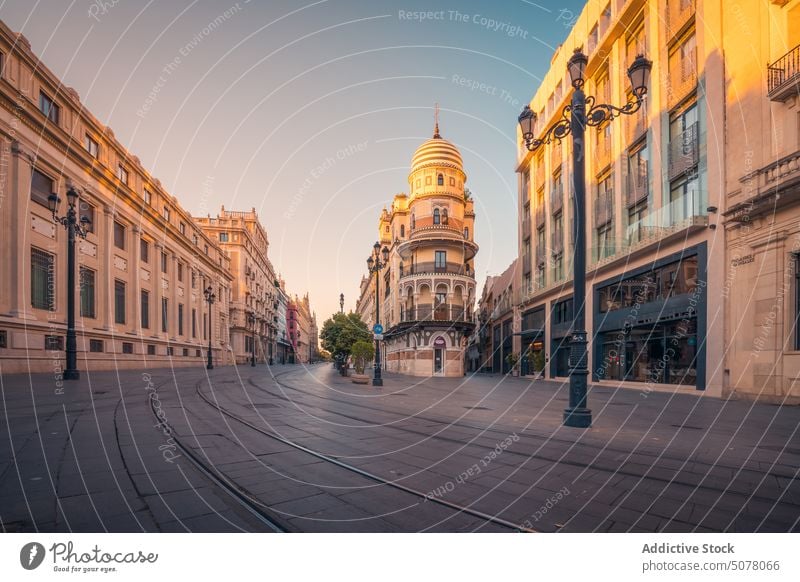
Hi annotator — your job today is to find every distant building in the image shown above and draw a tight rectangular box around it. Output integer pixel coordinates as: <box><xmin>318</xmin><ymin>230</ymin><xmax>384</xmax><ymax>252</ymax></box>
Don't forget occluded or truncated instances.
<box><xmin>195</xmin><ymin>207</ymin><xmax>279</xmax><ymax>365</ymax></box>
<box><xmin>356</xmin><ymin>118</ymin><xmax>478</xmax><ymax>376</ymax></box>
<box><xmin>476</xmin><ymin>260</ymin><xmax>518</xmax><ymax>374</ymax></box>
<box><xmin>288</xmin><ymin>294</ymin><xmax>316</xmax><ymax>364</ymax></box>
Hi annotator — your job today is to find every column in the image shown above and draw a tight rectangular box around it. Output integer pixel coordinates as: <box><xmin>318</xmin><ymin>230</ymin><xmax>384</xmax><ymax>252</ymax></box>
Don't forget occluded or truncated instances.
<box><xmin>153</xmin><ymin>243</ymin><xmax>163</xmax><ymax>340</ymax></box>
<box><xmin>7</xmin><ymin>142</ymin><xmax>32</xmax><ymax>318</ymax></box>
<box><xmin>102</xmin><ymin>205</ymin><xmax>114</xmax><ymax>330</ymax></box>
<box><xmin>131</xmin><ymin>226</ymin><xmax>141</xmax><ymax>335</ymax></box>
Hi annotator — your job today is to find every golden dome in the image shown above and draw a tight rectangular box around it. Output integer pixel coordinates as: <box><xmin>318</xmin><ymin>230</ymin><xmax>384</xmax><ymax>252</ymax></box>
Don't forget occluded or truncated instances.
<box><xmin>410</xmin><ymin>124</ymin><xmax>463</xmax><ymax>175</ymax></box>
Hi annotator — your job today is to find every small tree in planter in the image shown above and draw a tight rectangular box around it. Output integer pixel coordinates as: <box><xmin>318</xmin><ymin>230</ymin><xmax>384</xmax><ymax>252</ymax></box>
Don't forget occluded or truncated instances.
<box><xmin>350</xmin><ymin>340</ymin><xmax>375</xmax><ymax>384</ymax></box>
<box><xmin>527</xmin><ymin>350</ymin><xmax>546</xmax><ymax>378</ymax></box>
<box><xmin>505</xmin><ymin>352</ymin><xmax>520</xmax><ymax>376</ymax></box>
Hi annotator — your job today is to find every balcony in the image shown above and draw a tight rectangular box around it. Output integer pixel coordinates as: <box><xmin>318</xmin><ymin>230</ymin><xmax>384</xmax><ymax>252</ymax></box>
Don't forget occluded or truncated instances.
<box><xmin>668</xmin><ymin>122</ymin><xmax>699</xmax><ymax>180</ymax></box>
<box><xmin>624</xmin><ymin>105</ymin><xmax>647</xmax><ymax>144</ymax></box>
<box><xmin>400</xmin><ymin>261</ymin><xmax>471</xmax><ymax>278</ymax></box>
<box><xmin>627</xmin><ymin>160</ymin><xmax>649</xmax><ymax>207</ymax></box>
<box><xmin>550</xmin><ymin>181</ymin><xmax>564</xmax><ymax>214</ymax></box>
<box><xmin>400</xmin><ymin>304</ymin><xmax>472</xmax><ymax>324</ymax></box>
<box><xmin>535</xmin><ymin>205</ymin><xmax>545</xmax><ymax>228</ymax></box>
<box><xmin>667</xmin><ymin>37</ymin><xmax>697</xmax><ymax>108</ymax></box>
<box><xmin>550</xmin><ymin>142</ymin><xmax>563</xmax><ymax>174</ymax></box>
<box><xmin>595</xmin><ymin>131</ymin><xmax>612</xmax><ymax>171</ymax></box>
<box><xmin>727</xmin><ymin>150</ymin><xmax>800</xmax><ymax>222</ymax></box>
<box><xmin>768</xmin><ymin>44</ymin><xmax>800</xmax><ymax>102</ymax></box>
<box><xmin>665</xmin><ymin>0</ymin><xmax>695</xmax><ymax>43</ymax></box>
<box><xmin>594</xmin><ymin>192</ymin><xmax>613</xmax><ymax>227</ymax></box>
<box><xmin>409</xmin><ymin>214</ymin><xmax>465</xmax><ymax>238</ymax></box>
<box><xmin>625</xmin><ymin>194</ymin><xmax>707</xmax><ymax>248</ymax></box>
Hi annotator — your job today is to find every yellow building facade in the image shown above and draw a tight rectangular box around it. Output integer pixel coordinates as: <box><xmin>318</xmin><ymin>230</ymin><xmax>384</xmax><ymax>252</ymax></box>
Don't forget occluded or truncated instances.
<box><xmin>357</xmin><ymin>122</ymin><xmax>478</xmax><ymax>377</ymax></box>
<box><xmin>517</xmin><ymin>0</ymin><xmax>800</xmax><ymax>403</ymax></box>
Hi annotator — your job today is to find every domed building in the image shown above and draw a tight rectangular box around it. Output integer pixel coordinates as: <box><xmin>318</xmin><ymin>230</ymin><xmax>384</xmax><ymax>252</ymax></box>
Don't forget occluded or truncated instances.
<box><xmin>355</xmin><ymin>118</ymin><xmax>478</xmax><ymax>377</ymax></box>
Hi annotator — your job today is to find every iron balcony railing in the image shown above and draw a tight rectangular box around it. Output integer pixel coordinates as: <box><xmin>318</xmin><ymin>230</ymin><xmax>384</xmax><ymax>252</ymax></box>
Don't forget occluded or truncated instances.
<box><xmin>594</xmin><ymin>192</ymin><xmax>614</xmax><ymax>227</ymax></box>
<box><xmin>410</xmin><ymin>214</ymin><xmax>465</xmax><ymax>237</ymax></box>
<box><xmin>668</xmin><ymin>122</ymin><xmax>699</xmax><ymax>181</ymax></box>
<box><xmin>665</xmin><ymin>0</ymin><xmax>695</xmax><ymax>42</ymax></box>
<box><xmin>400</xmin><ymin>261</ymin><xmax>471</xmax><ymax>278</ymax></box>
<box><xmin>627</xmin><ymin>160</ymin><xmax>649</xmax><ymax>207</ymax></box>
<box><xmin>768</xmin><ymin>43</ymin><xmax>800</xmax><ymax>102</ymax></box>
<box><xmin>400</xmin><ymin>304</ymin><xmax>471</xmax><ymax>323</ymax></box>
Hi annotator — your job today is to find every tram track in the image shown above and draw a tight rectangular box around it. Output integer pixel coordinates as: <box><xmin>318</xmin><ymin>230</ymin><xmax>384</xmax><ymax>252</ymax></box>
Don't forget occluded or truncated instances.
<box><xmin>195</xmin><ymin>378</ymin><xmax>533</xmax><ymax>532</ymax></box>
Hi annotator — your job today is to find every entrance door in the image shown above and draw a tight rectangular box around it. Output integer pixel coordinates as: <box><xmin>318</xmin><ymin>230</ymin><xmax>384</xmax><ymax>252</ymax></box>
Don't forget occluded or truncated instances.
<box><xmin>434</xmin><ymin>349</ymin><xmax>443</xmax><ymax>374</ymax></box>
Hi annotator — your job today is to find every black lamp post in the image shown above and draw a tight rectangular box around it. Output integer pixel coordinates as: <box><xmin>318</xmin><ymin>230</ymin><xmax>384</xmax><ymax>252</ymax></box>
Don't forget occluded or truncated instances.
<box><xmin>247</xmin><ymin>311</ymin><xmax>256</xmax><ymax>367</ymax></box>
<box><xmin>366</xmin><ymin>241</ymin><xmax>389</xmax><ymax>387</ymax></box>
<box><xmin>48</xmin><ymin>186</ymin><xmax>91</xmax><ymax>381</ymax></box>
<box><xmin>518</xmin><ymin>49</ymin><xmax>651</xmax><ymax>428</ymax></box>
<box><xmin>339</xmin><ymin>293</ymin><xmax>344</xmax><ymax>314</ymax></box>
<box><xmin>204</xmin><ymin>286</ymin><xmax>216</xmax><ymax>370</ymax></box>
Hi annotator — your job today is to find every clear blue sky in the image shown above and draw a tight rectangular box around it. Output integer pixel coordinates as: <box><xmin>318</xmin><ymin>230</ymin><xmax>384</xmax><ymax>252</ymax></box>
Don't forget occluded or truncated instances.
<box><xmin>1</xmin><ymin>0</ymin><xmax>584</xmax><ymax>319</ymax></box>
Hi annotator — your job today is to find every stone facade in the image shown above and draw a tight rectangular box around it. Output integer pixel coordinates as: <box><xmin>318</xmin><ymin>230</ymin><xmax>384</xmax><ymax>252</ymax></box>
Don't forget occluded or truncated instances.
<box><xmin>356</xmin><ymin>120</ymin><xmax>478</xmax><ymax>377</ymax></box>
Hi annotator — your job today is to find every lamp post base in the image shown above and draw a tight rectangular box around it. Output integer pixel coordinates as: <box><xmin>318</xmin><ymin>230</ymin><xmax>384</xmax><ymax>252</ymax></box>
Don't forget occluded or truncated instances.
<box><xmin>206</xmin><ymin>364</ymin><xmax>214</xmax><ymax>370</ymax></box>
<box><xmin>372</xmin><ymin>378</ymin><xmax>383</xmax><ymax>387</ymax></box>
<box><xmin>563</xmin><ymin>407</ymin><xmax>592</xmax><ymax>428</ymax></box>
<box><xmin>63</xmin><ymin>369</ymin><xmax>80</xmax><ymax>380</ymax></box>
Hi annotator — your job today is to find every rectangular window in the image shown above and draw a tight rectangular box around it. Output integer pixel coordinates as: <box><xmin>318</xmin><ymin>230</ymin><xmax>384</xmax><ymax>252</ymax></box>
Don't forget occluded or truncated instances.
<box><xmin>79</xmin><ymin>200</ymin><xmax>95</xmax><ymax>234</ymax></box>
<box><xmin>177</xmin><ymin>262</ymin><xmax>183</xmax><ymax>282</ymax></box>
<box><xmin>79</xmin><ymin>266</ymin><xmax>96</xmax><ymax>318</ymax></box>
<box><xmin>140</xmin><ymin>239</ymin><xmax>149</xmax><ymax>263</ymax></box>
<box><xmin>434</xmin><ymin>251</ymin><xmax>446</xmax><ymax>270</ymax></box>
<box><xmin>30</xmin><ymin>168</ymin><xmax>54</xmax><ymax>207</ymax></box>
<box><xmin>178</xmin><ymin>304</ymin><xmax>184</xmax><ymax>336</ymax></box>
<box><xmin>166</xmin><ymin>346</ymin><xmax>174</xmax><ymax>356</ymax></box>
<box><xmin>89</xmin><ymin>339</ymin><xmax>104</xmax><ymax>353</ymax></box>
<box><xmin>179</xmin><ymin>222</ymin><xmax>186</xmax><ymax>235</ymax></box>
<box><xmin>39</xmin><ymin>91</ymin><xmax>59</xmax><ymax>124</ymax></box>
<box><xmin>31</xmin><ymin>247</ymin><xmax>55</xmax><ymax>311</ymax></box>
<box><xmin>147</xmin><ymin>344</ymin><xmax>156</xmax><ymax>356</ymax></box>
<box><xmin>143</xmin><ymin>189</ymin><xmax>152</xmax><ymax>206</ymax></box>
<box><xmin>163</xmin><ymin>206</ymin><xmax>170</xmax><ymax>222</ymax></box>
<box><xmin>161</xmin><ymin>251</ymin><xmax>168</xmax><ymax>273</ymax></box>
<box><xmin>85</xmin><ymin>134</ymin><xmax>99</xmax><ymax>158</ymax></box>
<box><xmin>141</xmin><ymin>290</ymin><xmax>150</xmax><ymax>329</ymax></box>
<box><xmin>117</xmin><ymin>164</ymin><xmax>129</xmax><ymax>185</ymax></box>
<box><xmin>114</xmin><ymin>221</ymin><xmax>126</xmax><ymax>249</ymax></box>
<box><xmin>114</xmin><ymin>280</ymin><xmax>126</xmax><ymax>324</ymax></box>
<box><xmin>192</xmin><ymin>308</ymin><xmax>197</xmax><ymax>338</ymax></box>
<box><xmin>45</xmin><ymin>335</ymin><xmax>64</xmax><ymax>351</ymax></box>
<box><xmin>219</xmin><ymin>232</ymin><xmax>229</xmax><ymax>242</ymax></box>
<box><xmin>122</xmin><ymin>342</ymin><xmax>133</xmax><ymax>354</ymax></box>
<box><xmin>161</xmin><ymin>298</ymin><xmax>168</xmax><ymax>333</ymax></box>
<box><xmin>183</xmin><ymin>348</ymin><xmax>189</xmax><ymax>357</ymax></box>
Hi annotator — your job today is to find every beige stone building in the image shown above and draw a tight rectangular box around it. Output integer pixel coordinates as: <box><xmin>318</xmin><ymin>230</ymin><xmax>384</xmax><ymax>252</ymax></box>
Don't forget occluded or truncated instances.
<box><xmin>720</xmin><ymin>0</ymin><xmax>800</xmax><ymax>403</ymax></box>
<box><xmin>0</xmin><ymin>20</ymin><xmax>306</xmax><ymax>374</ymax></box>
<box><xmin>287</xmin><ymin>294</ymin><xmax>317</xmax><ymax>364</ymax></box>
<box><xmin>195</xmin><ymin>207</ymin><xmax>280</xmax><ymax>365</ymax></box>
<box><xmin>0</xmin><ymin>22</ymin><xmax>234</xmax><ymax>373</ymax></box>
<box><xmin>475</xmin><ymin>260</ymin><xmax>518</xmax><ymax>374</ymax></box>
<box><xmin>356</xmin><ymin>121</ymin><xmax>478</xmax><ymax>377</ymax></box>
<box><xmin>516</xmin><ymin>0</ymin><xmax>724</xmax><ymax>395</ymax></box>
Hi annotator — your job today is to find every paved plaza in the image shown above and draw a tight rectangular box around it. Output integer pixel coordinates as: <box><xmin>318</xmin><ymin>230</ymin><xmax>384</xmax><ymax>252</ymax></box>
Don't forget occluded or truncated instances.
<box><xmin>1</xmin><ymin>364</ymin><xmax>798</xmax><ymax>532</ymax></box>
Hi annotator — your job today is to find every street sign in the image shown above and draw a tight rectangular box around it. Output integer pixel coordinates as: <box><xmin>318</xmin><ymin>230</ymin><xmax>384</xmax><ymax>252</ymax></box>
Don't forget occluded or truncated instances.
<box><xmin>373</xmin><ymin>333</ymin><xmax>384</xmax><ymax>341</ymax></box>
<box><xmin>373</xmin><ymin>324</ymin><xmax>383</xmax><ymax>334</ymax></box>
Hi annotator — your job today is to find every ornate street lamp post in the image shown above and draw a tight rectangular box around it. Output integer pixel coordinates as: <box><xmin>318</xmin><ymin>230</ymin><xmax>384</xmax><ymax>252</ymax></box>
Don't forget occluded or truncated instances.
<box><xmin>204</xmin><ymin>286</ymin><xmax>216</xmax><ymax>370</ymax></box>
<box><xmin>48</xmin><ymin>186</ymin><xmax>91</xmax><ymax>381</ymax></box>
<box><xmin>339</xmin><ymin>293</ymin><xmax>344</xmax><ymax>314</ymax></box>
<box><xmin>247</xmin><ymin>311</ymin><xmax>256</xmax><ymax>367</ymax></box>
<box><xmin>518</xmin><ymin>49</ymin><xmax>651</xmax><ymax>428</ymax></box>
<box><xmin>366</xmin><ymin>242</ymin><xmax>389</xmax><ymax>387</ymax></box>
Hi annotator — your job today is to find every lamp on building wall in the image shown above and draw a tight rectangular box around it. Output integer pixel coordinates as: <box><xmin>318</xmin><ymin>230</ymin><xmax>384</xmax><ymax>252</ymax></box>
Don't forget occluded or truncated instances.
<box><xmin>517</xmin><ymin>48</ymin><xmax>652</xmax><ymax>428</ymax></box>
<box><xmin>366</xmin><ymin>241</ymin><xmax>390</xmax><ymax>387</ymax></box>
<box><xmin>48</xmin><ymin>185</ymin><xmax>91</xmax><ymax>381</ymax></box>
<box><xmin>204</xmin><ymin>285</ymin><xmax>216</xmax><ymax>369</ymax></box>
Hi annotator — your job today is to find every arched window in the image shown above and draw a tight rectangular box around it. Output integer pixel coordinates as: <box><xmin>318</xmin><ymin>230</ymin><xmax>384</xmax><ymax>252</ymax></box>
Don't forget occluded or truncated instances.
<box><xmin>442</xmin><ymin>208</ymin><xmax>449</xmax><ymax>224</ymax></box>
<box><xmin>411</xmin><ymin>214</ymin><xmax>415</xmax><ymax>229</ymax></box>
<box><xmin>433</xmin><ymin>208</ymin><xmax>440</xmax><ymax>224</ymax></box>
<box><xmin>400</xmin><ymin>224</ymin><xmax>405</xmax><ymax>237</ymax></box>
<box><xmin>437</xmin><ymin>173</ymin><xmax>444</xmax><ymax>186</ymax></box>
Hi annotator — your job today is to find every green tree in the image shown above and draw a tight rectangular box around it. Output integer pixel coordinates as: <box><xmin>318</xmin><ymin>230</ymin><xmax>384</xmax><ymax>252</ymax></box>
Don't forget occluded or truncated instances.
<box><xmin>319</xmin><ymin>312</ymin><xmax>371</xmax><ymax>360</ymax></box>
<box><xmin>350</xmin><ymin>340</ymin><xmax>375</xmax><ymax>375</ymax></box>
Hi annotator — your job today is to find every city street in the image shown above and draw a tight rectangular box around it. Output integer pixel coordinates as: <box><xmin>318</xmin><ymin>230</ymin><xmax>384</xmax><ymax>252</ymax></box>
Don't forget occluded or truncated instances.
<box><xmin>2</xmin><ymin>364</ymin><xmax>798</xmax><ymax>533</ymax></box>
